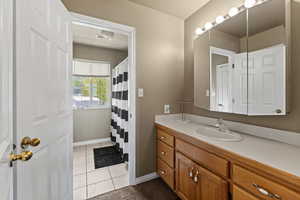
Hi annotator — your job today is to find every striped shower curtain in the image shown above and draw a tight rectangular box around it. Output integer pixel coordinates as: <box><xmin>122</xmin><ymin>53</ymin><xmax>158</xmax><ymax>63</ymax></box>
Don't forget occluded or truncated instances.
<box><xmin>111</xmin><ymin>58</ymin><xmax>129</xmax><ymax>162</ymax></box>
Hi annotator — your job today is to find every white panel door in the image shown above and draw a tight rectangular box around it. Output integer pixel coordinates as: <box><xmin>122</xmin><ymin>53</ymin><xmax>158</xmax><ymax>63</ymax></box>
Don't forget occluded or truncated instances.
<box><xmin>0</xmin><ymin>0</ymin><xmax>13</xmax><ymax>199</ymax></box>
<box><xmin>248</xmin><ymin>44</ymin><xmax>286</xmax><ymax>115</ymax></box>
<box><xmin>15</xmin><ymin>0</ymin><xmax>73</xmax><ymax>200</ymax></box>
<box><xmin>232</xmin><ymin>53</ymin><xmax>248</xmax><ymax>115</ymax></box>
<box><xmin>216</xmin><ymin>64</ymin><xmax>232</xmax><ymax>113</ymax></box>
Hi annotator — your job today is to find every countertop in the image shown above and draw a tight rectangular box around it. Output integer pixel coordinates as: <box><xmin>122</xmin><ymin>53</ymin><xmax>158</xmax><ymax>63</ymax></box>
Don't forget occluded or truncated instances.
<box><xmin>155</xmin><ymin>114</ymin><xmax>300</xmax><ymax>178</ymax></box>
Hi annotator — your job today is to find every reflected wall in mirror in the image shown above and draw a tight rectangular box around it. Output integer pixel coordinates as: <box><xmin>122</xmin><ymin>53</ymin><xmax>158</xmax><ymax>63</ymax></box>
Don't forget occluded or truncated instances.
<box><xmin>193</xmin><ymin>0</ymin><xmax>290</xmax><ymax>116</ymax></box>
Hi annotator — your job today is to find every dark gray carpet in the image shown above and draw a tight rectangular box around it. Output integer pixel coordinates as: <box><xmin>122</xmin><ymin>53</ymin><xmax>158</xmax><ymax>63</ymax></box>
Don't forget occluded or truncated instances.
<box><xmin>89</xmin><ymin>178</ymin><xmax>179</xmax><ymax>200</ymax></box>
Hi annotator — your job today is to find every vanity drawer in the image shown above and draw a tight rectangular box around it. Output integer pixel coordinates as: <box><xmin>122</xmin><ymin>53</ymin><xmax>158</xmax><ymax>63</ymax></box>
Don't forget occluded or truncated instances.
<box><xmin>157</xmin><ymin>140</ymin><xmax>174</xmax><ymax>168</ymax></box>
<box><xmin>233</xmin><ymin>165</ymin><xmax>300</xmax><ymax>200</ymax></box>
<box><xmin>233</xmin><ymin>186</ymin><xmax>260</xmax><ymax>200</ymax></box>
<box><xmin>157</xmin><ymin>157</ymin><xmax>174</xmax><ymax>190</ymax></box>
<box><xmin>157</xmin><ymin>129</ymin><xmax>174</xmax><ymax>147</ymax></box>
<box><xmin>176</xmin><ymin>139</ymin><xmax>229</xmax><ymax>177</ymax></box>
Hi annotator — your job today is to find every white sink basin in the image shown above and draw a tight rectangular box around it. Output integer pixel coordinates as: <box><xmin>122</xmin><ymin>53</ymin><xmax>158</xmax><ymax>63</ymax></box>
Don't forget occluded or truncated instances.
<box><xmin>195</xmin><ymin>126</ymin><xmax>242</xmax><ymax>142</ymax></box>
<box><xmin>175</xmin><ymin>119</ymin><xmax>191</xmax><ymax>124</ymax></box>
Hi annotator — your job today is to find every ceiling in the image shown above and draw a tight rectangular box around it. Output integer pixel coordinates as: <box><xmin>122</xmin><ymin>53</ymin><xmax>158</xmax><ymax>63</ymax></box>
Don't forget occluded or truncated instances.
<box><xmin>215</xmin><ymin>0</ymin><xmax>285</xmax><ymax>38</ymax></box>
<box><xmin>72</xmin><ymin>23</ymin><xmax>128</xmax><ymax>51</ymax></box>
<box><xmin>128</xmin><ymin>0</ymin><xmax>211</xmax><ymax>19</ymax></box>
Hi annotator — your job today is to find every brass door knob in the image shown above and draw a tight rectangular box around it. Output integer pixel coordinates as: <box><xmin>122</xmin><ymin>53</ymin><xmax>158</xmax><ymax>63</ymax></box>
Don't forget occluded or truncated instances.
<box><xmin>21</xmin><ymin>137</ymin><xmax>41</xmax><ymax>149</ymax></box>
<box><xmin>10</xmin><ymin>151</ymin><xmax>33</xmax><ymax>162</ymax></box>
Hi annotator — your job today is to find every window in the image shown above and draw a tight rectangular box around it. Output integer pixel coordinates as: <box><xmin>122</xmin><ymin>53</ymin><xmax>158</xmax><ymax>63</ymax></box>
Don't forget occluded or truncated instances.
<box><xmin>72</xmin><ymin>60</ymin><xmax>111</xmax><ymax>109</ymax></box>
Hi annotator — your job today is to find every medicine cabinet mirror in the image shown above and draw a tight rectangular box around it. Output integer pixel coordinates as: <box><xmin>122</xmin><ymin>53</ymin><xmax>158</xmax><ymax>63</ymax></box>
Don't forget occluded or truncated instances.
<box><xmin>193</xmin><ymin>0</ymin><xmax>290</xmax><ymax>116</ymax></box>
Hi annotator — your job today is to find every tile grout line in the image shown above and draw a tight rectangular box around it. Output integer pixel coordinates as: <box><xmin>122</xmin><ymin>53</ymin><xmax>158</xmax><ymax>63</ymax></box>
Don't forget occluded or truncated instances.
<box><xmin>107</xmin><ymin>166</ymin><xmax>116</xmax><ymax>190</ymax></box>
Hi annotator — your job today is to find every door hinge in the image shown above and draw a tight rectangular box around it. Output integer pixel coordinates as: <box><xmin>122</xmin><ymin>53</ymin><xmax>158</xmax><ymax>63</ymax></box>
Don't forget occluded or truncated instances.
<box><xmin>232</xmin><ymin>98</ymin><xmax>235</xmax><ymax>104</ymax></box>
<box><xmin>232</xmin><ymin>64</ymin><xmax>235</xmax><ymax>69</ymax></box>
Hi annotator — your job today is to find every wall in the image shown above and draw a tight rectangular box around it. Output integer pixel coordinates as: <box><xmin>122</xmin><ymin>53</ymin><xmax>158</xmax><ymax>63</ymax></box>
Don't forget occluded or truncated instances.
<box><xmin>73</xmin><ymin>43</ymin><xmax>128</xmax><ymax>68</ymax></box>
<box><xmin>184</xmin><ymin>0</ymin><xmax>300</xmax><ymax>133</ymax></box>
<box><xmin>63</xmin><ymin>0</ymin><xmax>184</xmax><ymax>177</ymax></box>
<box><xmin>73</xmin><ymin>109</ymin><xmax>111</xmax><ymax>142</ymax></box>
<box><xmin>240</xmin><ymin>25</ymin><xmax>286</xmax><ymax>52</ymax></box>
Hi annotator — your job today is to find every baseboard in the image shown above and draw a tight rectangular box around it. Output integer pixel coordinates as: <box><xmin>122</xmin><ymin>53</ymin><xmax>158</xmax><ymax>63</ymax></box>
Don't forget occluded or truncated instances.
<box><xmin>73</xmin><ymin>137</ymin><xmax>111</xmax><ymax>147</ymax></box>
<box><xmin>135</xmin><ymin>172</ymin><xmax>159</xmax><ymax>185</ymax></box>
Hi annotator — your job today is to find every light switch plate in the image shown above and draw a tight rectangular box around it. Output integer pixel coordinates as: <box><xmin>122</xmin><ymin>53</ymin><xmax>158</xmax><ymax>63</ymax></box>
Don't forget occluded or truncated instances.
<box><xmin>138</xmin><ymin>88</ymin><xmax>144</xmax><ymax>97</ymax></box>
<box><xmin>206</xmin><ymin>90</ymin><xmax>210</xmax><ymax>97</ymax></box>
<box><xmin>164</xmin><ymin>104</ymin><xmax>170</xmax><ymax>114</ymax></box>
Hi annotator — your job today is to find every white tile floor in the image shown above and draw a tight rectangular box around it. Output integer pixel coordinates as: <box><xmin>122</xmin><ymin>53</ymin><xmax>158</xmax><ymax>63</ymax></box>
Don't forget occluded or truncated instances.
<box><xmin>73</xmin><ymin>141</ymin><xmax>129</xmax><ymax>200</ymax></box>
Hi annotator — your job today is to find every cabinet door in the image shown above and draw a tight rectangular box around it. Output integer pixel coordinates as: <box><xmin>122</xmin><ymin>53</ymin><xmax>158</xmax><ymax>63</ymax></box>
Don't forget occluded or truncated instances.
<box><xmin>176</xmin><ymin>152</ymin><xmax>197</xmax><ymax>200</ymax></box>
<box><xmin>233</xmin><ymin>186</ymin><xmax>260</xmax><ymax>200</ymax></box>
<box><xmin>195</xmin><ymin>164</ymin><xmax>228</xmax><ymax>200</ymax></box>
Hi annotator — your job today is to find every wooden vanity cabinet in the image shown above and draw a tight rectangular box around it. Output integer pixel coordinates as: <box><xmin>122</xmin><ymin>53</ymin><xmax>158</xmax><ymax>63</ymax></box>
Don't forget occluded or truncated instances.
<box><xmin>155</xmin><ymin>125</ymin><xmax>300</xmax><ymax>200</ymax></box>
<box><xmin>176</xmin><ymin>152</ymin><xmax>197</xmax><ymax>200</ymax></box>
<box><xmin>176</xmin><ymin>152</ymin><xmax>228</xmax><ymax>200</ymax></box>
<box><xmin>156</xmin><ymin>129</ymin><xmax>175</xmax><ymax>190</ymax></box>
<box><xmin>233</xmin><ymin>186</ymin><xmax>260</xmax><ymax>200</ymax></box>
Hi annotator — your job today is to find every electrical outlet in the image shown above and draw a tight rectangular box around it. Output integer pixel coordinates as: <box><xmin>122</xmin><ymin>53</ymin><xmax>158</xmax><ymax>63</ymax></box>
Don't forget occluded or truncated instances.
<box><xmin>164</xmin><ymin>104</ymin><xmax>171</xmax><ymax>114</ymax></box>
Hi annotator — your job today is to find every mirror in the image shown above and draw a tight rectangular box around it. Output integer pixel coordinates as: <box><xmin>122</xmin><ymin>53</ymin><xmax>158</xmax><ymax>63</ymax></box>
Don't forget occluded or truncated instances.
<box><xmin>193</xmin><ymin>0</ymin><xmax>289</xmax><ymax>116</ymax></box>
<box><xmin>247</xmin><ymin>0</ymin><xmax>287</xmax><ymax>115</ymax></box>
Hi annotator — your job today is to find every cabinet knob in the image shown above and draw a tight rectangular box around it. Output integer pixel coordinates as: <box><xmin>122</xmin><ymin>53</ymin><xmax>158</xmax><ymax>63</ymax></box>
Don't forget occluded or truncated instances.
<box><xmin>161</xmin><ymin>151</ymin><xmax>166</xmax><ymax>156</ymax></box>
<box><xmin>188</xmin><ymin>167</ymin><xmax>194</xmax><ymax>178</ymax></box>
<box><xmin>160</xmin><ymin>136</ymin><xmax>165</xmax><ymax>140</ymax></box>
<box><xmin>160</xmin><ymin>170</ymin><xmax>166</xmax><ymax>175</ymax></box>
<box><xmin>193</xmin><ymin>170</ymin><xmax>199</xmax><ymax>183</ymax></box>
<box><xmin>275</xmin><ymin>109</ymin><xmax>282</xmax><ymax>114</ymax></box>
<box><xmin>193</xmin><ymin>175</ymin><xmax>198</xmax><ymax>183</ymax></box>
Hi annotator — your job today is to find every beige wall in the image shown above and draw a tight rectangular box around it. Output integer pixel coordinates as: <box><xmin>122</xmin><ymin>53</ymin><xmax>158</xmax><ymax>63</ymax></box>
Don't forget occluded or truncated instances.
<box><xmin>73</xmin><ymin>43</ymin><xmax>128</xmax><ymax>68</ymax></box>
<box><xmin>184</xmin><ymin>0</ymin><xmax>300</xmax><ymax>133</ymax></box>
<box><xmin>63</xmin><ymin>0</ymin><xmax>184</xmax><ymax>177</ymax></box>
<box><xmin>240</xmin><ymin>25</ymin><xmax>286</xmax><ymax>52</ymax></box>
<box><xmin>73</xmin><ymin>109</ymin><xmax>111</xmax><ymax>142</ymax></box>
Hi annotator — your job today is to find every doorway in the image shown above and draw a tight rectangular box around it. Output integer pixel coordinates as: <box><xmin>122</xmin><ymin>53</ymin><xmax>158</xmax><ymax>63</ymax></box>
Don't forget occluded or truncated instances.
<box><xmin>71</xmin><ymin>13</ymin><xmax>136</xmax><ymax>199</ymax></box>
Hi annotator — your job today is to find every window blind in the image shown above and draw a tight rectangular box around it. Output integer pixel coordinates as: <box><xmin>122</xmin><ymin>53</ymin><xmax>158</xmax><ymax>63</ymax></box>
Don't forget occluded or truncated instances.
<box><xmin>73</xmin><ymin>60</ymin><xmax>110</xmax><ymax>76</ymax></box>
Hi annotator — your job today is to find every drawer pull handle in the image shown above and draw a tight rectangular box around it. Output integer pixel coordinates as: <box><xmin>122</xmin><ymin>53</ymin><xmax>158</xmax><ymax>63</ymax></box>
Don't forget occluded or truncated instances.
<box><xmin>252</xmin><ymin>184</ymin><xmax>281</xmax><ymax>199</ymax></box>
<box><xmin>161</xmin><ymin>151</ymin><xmax>166</xmax><ymax>156</ymax></box>
<box><xmin>160</xmin><ymin>170</ymin><xmax>166</xmax><ymax>175</ymax></box>
<box><xmin>193</xmin><ymin>170</ymin><xmax>199</xmax><ymax>183</ymax></box>
<box><xmin>188</xmin><ymin>167</ymin><xmax>194</xmax><ymax>178</ymax></box>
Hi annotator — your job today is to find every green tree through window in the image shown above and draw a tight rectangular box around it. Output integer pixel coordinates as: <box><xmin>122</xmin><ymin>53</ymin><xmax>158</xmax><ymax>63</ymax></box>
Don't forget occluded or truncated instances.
<box><xmin>73</xmin><ymin>76</ymin><xmax>110</xmax><ymax>108</ymax></box>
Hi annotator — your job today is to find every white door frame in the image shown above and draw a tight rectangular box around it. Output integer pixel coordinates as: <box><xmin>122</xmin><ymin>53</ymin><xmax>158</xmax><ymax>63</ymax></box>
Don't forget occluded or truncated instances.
<box><xmin>209</xmin><ymin>46</ymin><xmax>235</xmax><ymax>112</ymax></box>
<box><xmin>0</xmin><ymin>0</ymin><xmax>13</xmax><ymax>199</ymax></box>
<box><xmin>71</xmin><ymin>12</ymin><xmax>137</xmax><ymax>185</ymax></box>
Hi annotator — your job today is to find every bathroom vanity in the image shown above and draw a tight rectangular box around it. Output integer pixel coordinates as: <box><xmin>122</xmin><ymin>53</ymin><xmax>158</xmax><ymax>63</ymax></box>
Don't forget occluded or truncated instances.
<box><xmin>155</xmin><ymin>114</ymin><xmax>300</xmax><ymax>200</ymax></box>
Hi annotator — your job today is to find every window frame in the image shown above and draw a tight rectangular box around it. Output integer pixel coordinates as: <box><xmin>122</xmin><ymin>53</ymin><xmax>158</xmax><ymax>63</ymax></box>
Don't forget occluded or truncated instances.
<box><xmin>72</xmin><ymin>59</ymin><xmax>111</xmax><ymax>110</ymax></box>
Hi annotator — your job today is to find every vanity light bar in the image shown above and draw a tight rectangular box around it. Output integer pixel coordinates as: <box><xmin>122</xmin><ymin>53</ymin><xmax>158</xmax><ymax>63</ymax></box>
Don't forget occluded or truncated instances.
<box><xmin>194</xmin><ymin>0</ymin><xmax>270</xmax><ymax>37</ymax></box>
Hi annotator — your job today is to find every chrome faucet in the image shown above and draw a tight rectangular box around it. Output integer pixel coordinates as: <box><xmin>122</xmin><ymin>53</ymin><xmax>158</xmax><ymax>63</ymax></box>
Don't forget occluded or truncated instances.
<box><xmin>177</xmin><ymin>100</ymin><xmax>193</xmax><ymax>121</ymax></box>
<box><xmin>215</xmin><ymin>118</ymin><xmax>228</xmax><ymax>132</ymax></box>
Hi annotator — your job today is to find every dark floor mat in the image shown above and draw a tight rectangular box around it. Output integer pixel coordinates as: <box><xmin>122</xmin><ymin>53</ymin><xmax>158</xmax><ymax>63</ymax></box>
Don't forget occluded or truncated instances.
<box><xmin>93</xmin><ymin>146</ymin><xmax>124</xmax><ymax>169</ymax></box>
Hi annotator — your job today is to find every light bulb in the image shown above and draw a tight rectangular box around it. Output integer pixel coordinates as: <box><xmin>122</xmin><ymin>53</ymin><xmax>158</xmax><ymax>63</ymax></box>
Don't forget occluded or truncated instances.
<box><xmin>244</xmin><ymin>0</ymin><xmax>256</xmax><ymax>8</ymax></box>
<box><xmin>229</xmin><ymin>7</ymin><xmax>239</xmax><ymax>17</ymax></box>
<box><xmin>195</xmin><ymin>28</ymin><xmax>204</xmax><ymax>35</ymax></box>
<box><xmin>216</xmin><ymin>16</ymin><xmax>225</xmax><ymax>24</ymax></box>
<box><xmin>204</xmin><ymin>22</ymin><xmax>213</xmax><ymax>30</ymax></box>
